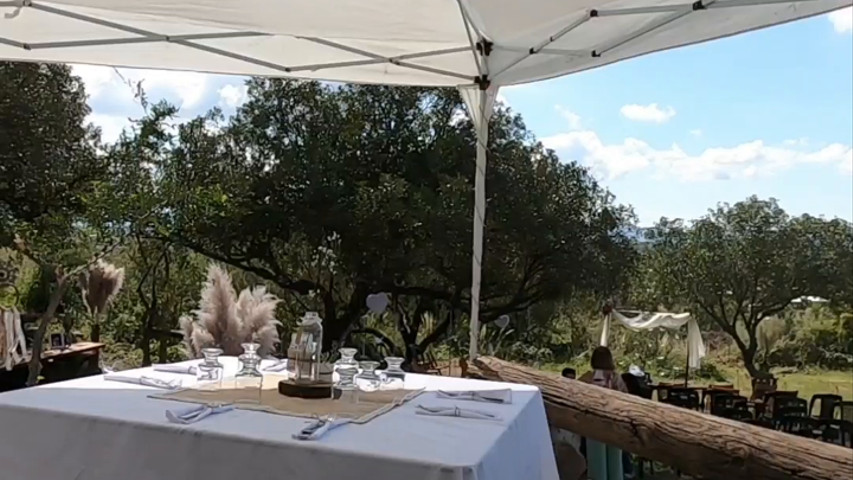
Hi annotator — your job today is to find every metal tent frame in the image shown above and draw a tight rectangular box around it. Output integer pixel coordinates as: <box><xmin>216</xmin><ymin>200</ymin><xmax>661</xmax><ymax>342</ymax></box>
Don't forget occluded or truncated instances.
<box><xmin>0</xmin><ymin>0</ymin><xmax>847</xmax><ymax>360</ymax></box>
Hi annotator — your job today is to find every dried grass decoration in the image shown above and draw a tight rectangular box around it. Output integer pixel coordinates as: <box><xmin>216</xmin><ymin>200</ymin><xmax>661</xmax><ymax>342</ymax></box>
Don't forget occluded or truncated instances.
<box><xmin>180</xmin><ymin>264</ymin><xmax>281</xmax><ymax>358</ymax></box>
<box><xmin>79</xmin><ymin>260</ymin><xmax>125</xmax><ymax>341</ymax></box>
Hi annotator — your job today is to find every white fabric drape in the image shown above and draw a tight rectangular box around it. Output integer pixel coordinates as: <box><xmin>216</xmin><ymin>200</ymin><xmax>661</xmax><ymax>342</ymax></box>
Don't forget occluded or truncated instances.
<box><xmin>459</xmin><ymin>85</ymin><xmax>498</xmax><ymax>360</ymax></box>
<box><xmin>600</xmin><ymin>310</ymin><xmax>706</xmax><ymax>369</ymax></box>
<box><xmin>2</xmin><ymin>308</ymin><xmax>26</xmax><ymax>371</ymax></box>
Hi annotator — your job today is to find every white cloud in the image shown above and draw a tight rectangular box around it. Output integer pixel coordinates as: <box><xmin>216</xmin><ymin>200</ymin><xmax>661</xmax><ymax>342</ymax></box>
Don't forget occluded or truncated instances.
<box><xmin>218</xmin><ymin>84</ymin><xmax>248</xmax><ymax>109</ymax></box>
<box><xmin>783</xmin><ymin>137</ymin><xmax>809</xmax><ymax>147</ymax></box>
<box><xmin>542</xmin><ymin>116</ymin><xmax>853</xmax><ymax>182</ymax></box>
<box><xmin>87</xmin><ymin>113</ymin><xmax>132</xmax><ymax>143</ymax></box>
<box><xmin>829</xmin><ymin>7</ymin><xmax>852</xmax><ymax>33</ymax></box>
<box><xmin>841</xmin><ymin>156</ymin><xmax>853</xmax><ymax>175</ymax></box>
<box><xmin>555</xmin><ymin>105</ymin><xmax>582</xmax><ymax>130</ymax></box>
<box><xmin>690</xmin><ymin>129</ymin><xmax>702</xmax><ymax>137</ymax></box>
<box><xmin>620</xmin><ymin>103</ymin><xmax>677</xmax><ymax>124</ymax></box>
<box><xmin>72</xmin><ymin>64</ymin><xmax>210</xmax><ymax>109</ymax></box>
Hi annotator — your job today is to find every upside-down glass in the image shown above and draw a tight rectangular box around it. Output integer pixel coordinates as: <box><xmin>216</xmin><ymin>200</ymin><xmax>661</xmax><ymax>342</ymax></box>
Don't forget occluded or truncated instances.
<box><xmin>234</xmin><ymin>342</ymin><xmax>263</xmax><ymax>404</ymax></box>
<box><xmin>380</xmin><ymin>356</ymin><xmax>406</xmax><ymax>390</ymax></box>
<box><xmin>356</xmin><ymin>361</ymin><xmax>382</xmax><ymax>392</ymax></box>
<box><xmin>335</xmin><ymin>365</ymin><xmax>359</xmax><ymax>404</ymax></box>
<box><xmin>196</xmin><ymin>347</ymin><xmax>225</xmax><ymax>391</ymax></box>
<box><xmin>334</xmin><ymin>348</ymin><xmax>359</xmax><ymax>371</ymax></box>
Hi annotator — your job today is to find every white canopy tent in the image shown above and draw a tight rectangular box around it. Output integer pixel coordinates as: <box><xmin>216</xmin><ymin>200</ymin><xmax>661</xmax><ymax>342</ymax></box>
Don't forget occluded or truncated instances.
<box><xmin>1</xmin><ymin>0</ymin><xmax>849</xmax><ymax>360</ymax></box>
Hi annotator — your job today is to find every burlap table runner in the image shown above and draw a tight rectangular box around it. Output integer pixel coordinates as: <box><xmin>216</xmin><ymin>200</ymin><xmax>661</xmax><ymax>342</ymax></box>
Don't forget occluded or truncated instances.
<box><xmin>151</xmin><ymin>374</ymin><xmax>423</xmax><ymax>424</ymax></box>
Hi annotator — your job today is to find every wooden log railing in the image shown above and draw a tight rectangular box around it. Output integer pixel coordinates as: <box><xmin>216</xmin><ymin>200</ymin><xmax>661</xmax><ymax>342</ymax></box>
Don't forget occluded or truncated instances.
<box><xmin>472</xmin><ymin>356</ymin><xmax>853</xmax><ymax>480</ymax></box>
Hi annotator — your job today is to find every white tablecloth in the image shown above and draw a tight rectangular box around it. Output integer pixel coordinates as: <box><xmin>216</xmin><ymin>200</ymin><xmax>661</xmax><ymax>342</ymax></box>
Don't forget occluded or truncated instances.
<box><xmin>0</xmin><ymin>358</ymin><xmax>558</xmax><ymax>480</ymax></box>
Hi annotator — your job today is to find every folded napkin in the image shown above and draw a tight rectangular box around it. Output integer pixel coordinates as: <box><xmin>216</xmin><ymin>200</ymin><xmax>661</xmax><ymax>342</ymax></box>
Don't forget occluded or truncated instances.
<box><xmin>262</xmin><ymin>360</ymin><xmax>288</xmax><ymax>372</ymax></box>
<box><xmin>436</xmin><ymin>389</ymin><xmax>512</xmax><ymax>404</ymax></box>
<box><xmin>416</xmin><ymin>404</ymin><xmax>502</xmax><ymax>421</ymax></box>
<box><xmin>292</xmin><ymin>417</ymin><xmax>351</xmax><ymax>441</ymax></box>
<box><xmin>104</xmin><ymin>374</ymin><xmax>181</xmax><ymax>390</ymax></box>
<box><xmin>153</xmin><ymin>364</ymin><xmax>197</xmax><ymax>375</ymax></box>
<box><xmin>166</xmin><ymin>404</ymin><xmax>234</xmax><ymax>424</ymax></box>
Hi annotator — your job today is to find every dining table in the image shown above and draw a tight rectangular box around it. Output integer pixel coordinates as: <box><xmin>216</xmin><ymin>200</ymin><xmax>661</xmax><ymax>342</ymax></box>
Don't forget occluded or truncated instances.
<box><xmin>0</xmin><ymin>357</ymin><xmax>559</xmax><ymax>480</ymax></box>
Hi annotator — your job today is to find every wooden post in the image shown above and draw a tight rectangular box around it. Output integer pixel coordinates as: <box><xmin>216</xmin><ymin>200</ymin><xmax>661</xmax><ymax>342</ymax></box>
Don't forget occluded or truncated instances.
<box><xmin>472</xmin><ymin>356</ymin><xmax>853</xmax><ymax>480</ymax></box>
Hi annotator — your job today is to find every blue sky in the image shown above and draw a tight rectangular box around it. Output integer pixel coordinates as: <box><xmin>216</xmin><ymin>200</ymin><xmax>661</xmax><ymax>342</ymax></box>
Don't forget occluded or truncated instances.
<box><xmin>76</xmin><ymin>9</ymin><xmax>852</xmax><ymax>226</ymax></box>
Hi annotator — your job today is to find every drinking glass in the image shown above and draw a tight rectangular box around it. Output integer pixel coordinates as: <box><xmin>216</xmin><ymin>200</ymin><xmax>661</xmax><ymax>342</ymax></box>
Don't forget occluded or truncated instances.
<box><xmin>196</xmin><ymin>347</ymin><xmax>224</xmax><ymax>391</ymax></box>
<box><xmin>335</xmin><ymin>365</ymin><xmax>360</xmax><ymax>404</ymax></box>
<box><xmin>356</xmin><ymin>361</ymin><xmax>382</xmax><ymax>392</ymax></box>
<box><xmin>234</xmin><ymin>342</ymin><xmax>263</xmax><ymax>404</ymax></box>
<box><xmin>380</xmin><ymin>356</ymin><xmax>406</xmax><ymax>389</ymax></box>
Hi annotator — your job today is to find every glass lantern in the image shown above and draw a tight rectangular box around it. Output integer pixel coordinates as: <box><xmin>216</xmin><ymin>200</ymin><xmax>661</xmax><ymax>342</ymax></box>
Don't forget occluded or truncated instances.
<box><xmin>196</xmin><ymin>347</ymin><xmax>225</xmax><ymax>390</ymax></box>
<box><xmin>234</xmin><ymin>342</ymin><xmax>263</xmax><ymax>404</ymax></box>
<box><xmin>299</xmin><ymin>312</ymin><xmax>324</xmax><ymax>382</ymax></box>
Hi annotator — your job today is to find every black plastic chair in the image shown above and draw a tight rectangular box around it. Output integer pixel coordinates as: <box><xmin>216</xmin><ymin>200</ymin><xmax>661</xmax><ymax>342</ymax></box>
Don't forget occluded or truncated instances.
<box><xmin>838</xmin><ymin>401</ymin><xmax>853</xmax><ymax>422</ymax></box>
<box><xmin>663</xmin><ymin>387</ymin><xmax>701</xmax><ymax>411</ymax></box>
<box><xmin>707</xmin><ymin>391</ymin><xmax>744</xmax><ymax>415</ymax></box>
<box><xmin>810</xmin><ymin>394</ymin><xmax>842</xmax><ymax>420</ymax></box>
<box><xmin>780</xmin><ymin>416</ymin><xmax>823</xmax><ymax>439</ymax></box>
<box><xmin>722</xmin><ymin>407</ymin><xmax>755</xmax><ymax>422</ymax></box>
<box><xmin>771</xmin><ymin>397</ymin><xmax>808</xmax><ymax>430</ymax></box>
<box><xmin>751</xmin><ymin>375</ymin><xmax>778</xmax><ymax>401</ymax></box>
<box><xmin>621</xmin><ymin>373</ymin><xmax>653</xmax><ymax>400</ymax></box>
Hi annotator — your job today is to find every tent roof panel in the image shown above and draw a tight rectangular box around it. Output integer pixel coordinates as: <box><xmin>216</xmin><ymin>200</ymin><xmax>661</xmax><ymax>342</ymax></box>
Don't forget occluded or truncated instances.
<box><xmin>43</xmin><ymin>0</ymin><xmax>471</xmax><ymax>42</ymax></box>
<box><xmin>1</xmin><ymin>0</ymin><xmax>850</xmax><ymax>87</ymax></box>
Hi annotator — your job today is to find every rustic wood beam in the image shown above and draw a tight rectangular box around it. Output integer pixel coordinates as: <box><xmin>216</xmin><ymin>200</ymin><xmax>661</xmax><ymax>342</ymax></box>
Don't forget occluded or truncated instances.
<box><xmin>472</xmin><ymin>356</ymin><xmax>853</xmax><ymax>480</ymax></box>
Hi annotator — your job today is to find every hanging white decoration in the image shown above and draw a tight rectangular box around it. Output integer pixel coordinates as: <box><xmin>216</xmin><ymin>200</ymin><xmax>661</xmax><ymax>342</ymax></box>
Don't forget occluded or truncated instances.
<box><xmin>366</xmin><ymin>293</ymin><xmax>390</xmax><ymax>314</ymax></box>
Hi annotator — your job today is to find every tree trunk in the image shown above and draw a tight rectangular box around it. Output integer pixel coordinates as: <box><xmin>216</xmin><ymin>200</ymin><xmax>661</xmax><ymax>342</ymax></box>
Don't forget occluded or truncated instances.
<box><xmin>27</xmin><ymin>277</ymin><xmax>70</xmax><ymax>386</ymax></box>
<box><xmin>91</xmin><ymin>319</ymin><xmax>101</xmax><ymax>343</ymax></box>
<box><xmin>158</xmin><ymin>337</ymin><xmax>168</xmax><ymax>363</ymax></box>
<box><xmin>141</xmin><ymin>318</ymin><xmax>152</xmax><ymax>367</ymax></box>
<box><xmin>472</xmin><ymin>356</ymin><xmax>853</xmax><ymax>480</ymax></box>
<box><xmin>741</xmin><ymin>344</ymin><xmax>760</xmax><ymax>378</ymax></box>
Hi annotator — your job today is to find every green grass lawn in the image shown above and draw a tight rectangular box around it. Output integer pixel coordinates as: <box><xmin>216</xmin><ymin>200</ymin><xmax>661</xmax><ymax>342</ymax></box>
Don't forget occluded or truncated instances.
<box><xmin>725</xmin><ymin>367</ymin><xmax>853</xmax><ymax>400</ymax></box>
<box><xmin>544</xmin><ymin>362</ymin><xmax>853</xmax><ymax>401</ymax></box>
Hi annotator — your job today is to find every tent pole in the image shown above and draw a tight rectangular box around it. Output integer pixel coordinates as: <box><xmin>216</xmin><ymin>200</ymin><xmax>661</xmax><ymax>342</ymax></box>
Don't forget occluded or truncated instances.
<box><xmin>468</xmin><ymin>86</ymin><xmax>489</xmax><ymax>361</ymax></box>
<box><xmin>684</xmin><ymin>347</ymin><xmax>690</xmax><ymax>387</ymax></box>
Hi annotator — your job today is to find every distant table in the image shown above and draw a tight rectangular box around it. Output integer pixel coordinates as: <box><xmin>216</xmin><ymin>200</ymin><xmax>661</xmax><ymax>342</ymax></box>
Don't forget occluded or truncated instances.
<box><xmin>0</xmin><ymin>342</ymin><xmax>105</xmax><ymax>391</ymax></box>
<box><xmin>0</xmin><ymin>357</ymin><xmax>559</xmax><ymax>480</ymax></box>
<box><xmin>40</xmin><ymin>341</ymin><xmax>105</xmax><ymax>361</ymax></box>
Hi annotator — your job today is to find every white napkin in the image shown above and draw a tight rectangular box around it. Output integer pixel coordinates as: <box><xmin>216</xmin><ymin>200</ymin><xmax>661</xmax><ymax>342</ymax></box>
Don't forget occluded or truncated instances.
<box><xmin>153</xmin><ymin>364</ymin><xmax>197</xmax><ymax>375</ymax></box>
<box><xmin>166</xmin><ymin>404</ymin><xmax>234</xmax><ymax>424</ymax></box>
<box><xmin>416</xmin><ymin>404</ymin><xmax>502</xmax><ymax>421</ymax></box>
<box><xmin>292</xmin><ymin>417</ymin><xmax>351</xmax><ymax>441</ymax></box>
<box><xmin>104</xmin><ymin>374</ymin><xmax>181</xmax><ymax>390</ymax></box>
<box><xmin>436</xmin><ymin>389</ymin><xmax>512</xmax><ymax>404</ymax></box>
<box><xmin>262</xmin><ymin>360</ymin><xmax>288</xmax><ymax>372</ymax></box>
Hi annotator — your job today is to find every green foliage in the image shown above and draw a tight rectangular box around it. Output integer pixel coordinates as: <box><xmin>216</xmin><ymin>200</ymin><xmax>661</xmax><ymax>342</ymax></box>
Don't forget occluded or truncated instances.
<box><xmin>112</xmin><ymin>80</ymin><xmax>636</xmax><ymax>358</ymax></box>
<box><xmin>0</xmin><ymin>63</ymin><xmax>107</xmax><ymax>258</ymax></box>
<box><xmin>764</xmin><ymin>307</ymin><xmax>853</xmax><ymax>370</ymax></box>
<box><xmin>636</xmin><ymin>196</ymin><xmax>853</xmax><ymax>377</ymax></box>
